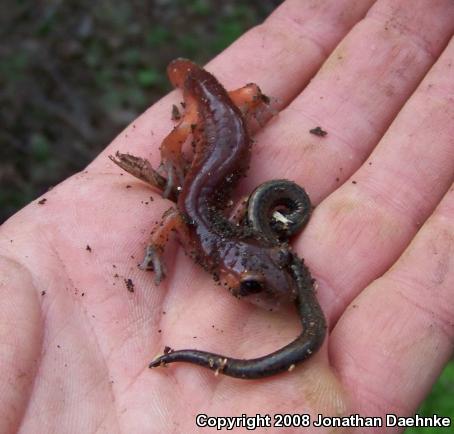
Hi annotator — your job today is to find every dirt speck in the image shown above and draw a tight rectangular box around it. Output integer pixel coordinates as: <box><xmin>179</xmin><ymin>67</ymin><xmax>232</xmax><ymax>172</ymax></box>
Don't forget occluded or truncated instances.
<box><xmin>125</xmin><ymin>278</ymin><xmax>135</xmax><ymax>292</ymax></box>
<box><xmin>309</xmin><ymin>126</ymin><xmax>327</xmax><ymax>137</ymax></box>
<box><xmin>171</xmin><ymin>104</ymin><xmax>181</xmax><ymax>120</ymax></box>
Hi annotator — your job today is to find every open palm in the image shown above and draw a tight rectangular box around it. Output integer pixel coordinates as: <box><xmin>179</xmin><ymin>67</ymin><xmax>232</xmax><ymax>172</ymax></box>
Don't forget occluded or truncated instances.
<box><xmin>1</xmin><ymin>1</ymin><xmax>454</xmax><ymax>433</ymax></box>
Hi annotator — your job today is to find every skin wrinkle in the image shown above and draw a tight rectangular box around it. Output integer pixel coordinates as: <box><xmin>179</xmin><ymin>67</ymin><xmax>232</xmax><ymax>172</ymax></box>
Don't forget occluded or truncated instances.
<box><xmin>412</xmin><ymin>93</ymin><xmax>454</xmax><ymax>134</ymax></box>
<box><xmin>336</xmin><ymin>370</ymin><xmax>397</xmax><ymax>429</ymax></box>
<box><xmin>314</xmin><ymin>37</ymin><xmax>422</xmax><ymax>134</ymax></box>
<box><xmin>272</xmin><ymin>14</ymin><xmax>332</xmax><ymax>59</ymax></box>
<box><xmin>278</xmin><ymin>0</ymin><xmax>372</xmax><ymax>35</ymax></box>
<box><xmin>356</xmin><ymin>378</ymin><xmax>411</xmax><ymax>418</ymax></box>
<box><xmin>352</xmin><ymin>169</ymin><xmax>435</xmax><ymax>230</ymax></box>
<box><xmin>322</xmin><ymin>192</ymin><xmax>405</xmax><ymax>250</ymax></box>
<box><xmin>111</xmin><ymin>313</ymin><xmax>170</xmax><ymax>391</ymax></box>
<box><xmin>102</xmin><ymin>309</ymin><xmax>155</xmax><ymax>375</ymax></box>
<box><xmin>374</xmin><ymin>345</ymin><xmax>442</xmax><ymax>418</ymax></box>
<box><xmin>21</xmin><ymin>326</ymin><xmax>53</xmax><ymax>430</ymax></box>
<box><xmin>318</xmin><ymin>26</ymin><xmax>423</xmax><ymax>87</ymax></box>
<box><xmin>333</xmin><ymin>310</ymin><xmax>418</xmax><ymax>419</ymax></box>
<box><xmin>0</xmin><ymin>257</ymin><xmax>42</xmax><ymax>434</ymax></box>
<box><xmin>42</xmin><ymin>242</ymin><xmax>121</xmax><ymax>431</ymax></box>
<box><xmin>384</xmin><ymin>229</ymin><xmax>454</xmax><ymax>331</ymax></box>
<box><xmin>142</xmin><ymin>377</ymin><xmax>180</xmax><ymax>432</ymax></box>
<box><xmin>173</xmin><ymin>292</ymin><xmax>261</xmax><ymax>357</ymax></box>
<box><xmin>391</xmin><ymin>283</ymin><xmax>454</xmax><ymax>344</ymax></box>
<box><xmin>314</xmin><ymin>42</ymin><xmax>349</xmax><ymax>75</ymax></box>
<box><xmin>349</xmin><ymin>141</ymin><xmax>454</xmax><ymax>232</ymax></box>
<box><xmin>237</xmin><ymin>307</ymin><xmax>299</xmax><ymax>355</ymax></box>
<box><xmin>92</xmin><ymin>409</ymin><xmax>121</xmax><ymax>434</ymax></box>
<box><xmin>299</xmin><ymin>363</ymin><xmax>349</xmax><ymax>419</ymax></box>
<box><xmin>428</xmin><ymin>230</ymin><xmax>453</xmax><ymax>287</ymax></box>
<box><xmin>366</xmin><ymin>12</ymin><xmax>438</xmax><ymax>60</ymax></box>
<box><xmin>367</xmin><ymin>2</ymin><xmax>453</xmax><ymax>58</ymax></box>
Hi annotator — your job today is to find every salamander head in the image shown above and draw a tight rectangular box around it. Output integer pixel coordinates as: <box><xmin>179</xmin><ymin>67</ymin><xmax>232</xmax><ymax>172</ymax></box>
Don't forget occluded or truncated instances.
<box><xmin>219</xmin><ymin>243</ymin><xmax>297</xmax><ymax>310</ymax></box>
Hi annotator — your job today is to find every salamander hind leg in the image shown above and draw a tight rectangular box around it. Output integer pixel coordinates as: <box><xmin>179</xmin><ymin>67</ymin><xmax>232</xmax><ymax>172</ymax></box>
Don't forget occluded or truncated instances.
<box><xmin>228</xmin><ymin>84</ymin><xmax>275</xmax><ymax>128</ymax></box>
<box><xmin>109</xmin><ymin>83</ymin><xmax>198</xmax><ymax>200</ymax></box>
<box><xmin>109</xmin><ymin>129</ymin><xmax>189</xmax><ymax>200</ymax></box>
<box><xmin>109</xmin><ymin>119</ymin><xmax>192</xmax><ymax>201</ymax></box>
<box><xmin>109</xmin><ymin>151</ymin><xmax>169</xmax><ymax>190</ymax></box>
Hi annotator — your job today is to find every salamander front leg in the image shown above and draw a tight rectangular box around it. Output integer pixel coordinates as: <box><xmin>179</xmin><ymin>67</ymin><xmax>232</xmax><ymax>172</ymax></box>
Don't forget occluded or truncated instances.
<box><xmin>140</xmin><ymin>208</ymin><xmax>189</xmax><ymax>284</ymax></box>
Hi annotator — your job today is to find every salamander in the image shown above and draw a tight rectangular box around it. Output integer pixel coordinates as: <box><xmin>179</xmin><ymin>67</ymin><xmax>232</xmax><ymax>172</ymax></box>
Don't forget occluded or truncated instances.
<box><xmin>110</xmin><ymin>59</ymin><xmax>326</xmax><ymax>379</ymax></box>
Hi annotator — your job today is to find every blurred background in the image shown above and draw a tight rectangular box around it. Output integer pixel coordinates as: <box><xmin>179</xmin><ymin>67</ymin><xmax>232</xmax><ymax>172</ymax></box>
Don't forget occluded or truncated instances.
<box><xmin>1</xmin><ymin>0</ymin><xmax>452</xmax><ymax>428</ymax></box>
<box><xmin>0</xmin><ymin>0</ymin><xmax>281</xmax><ymax>223</ymax></box>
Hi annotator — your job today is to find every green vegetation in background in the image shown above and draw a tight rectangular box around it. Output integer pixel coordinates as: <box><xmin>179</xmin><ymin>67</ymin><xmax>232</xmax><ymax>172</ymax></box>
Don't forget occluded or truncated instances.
<box><xmin>1</xmin><ymin>0</ymin><xmax>280</xmax><ymax>222</ymax></box>
<box><xmin>405</xmin><ymin>361</ymin><xmax>454</xmax><ymax>434</ymax></box>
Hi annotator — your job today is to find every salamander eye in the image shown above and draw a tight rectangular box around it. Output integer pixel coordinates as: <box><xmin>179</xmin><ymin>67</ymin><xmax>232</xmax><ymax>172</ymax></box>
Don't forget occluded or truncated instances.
<box><xmin>239</xmin><ymin>277</ymin><xmax>264</xmax><ymax>296</ymax></box>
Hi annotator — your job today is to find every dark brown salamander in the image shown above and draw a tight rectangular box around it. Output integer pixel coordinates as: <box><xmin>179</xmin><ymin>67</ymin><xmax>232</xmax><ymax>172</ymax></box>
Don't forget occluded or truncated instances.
<box><xmin>110</xmin><ymin>59</ymin><xmax>326</xmax><ymax>379</ymax></box>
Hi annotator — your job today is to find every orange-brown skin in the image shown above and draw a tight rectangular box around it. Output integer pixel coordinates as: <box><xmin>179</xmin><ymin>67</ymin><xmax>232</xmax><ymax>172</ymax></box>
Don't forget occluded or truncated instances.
<box><xmin>159</xmin><ymin>59</ymin><xmax>296</xmax><ymax>303</ymax></box>
<box><xmin>111</xmin><ymin>59</ymin><xmax>326</xmax><ymax>378</ymax></box>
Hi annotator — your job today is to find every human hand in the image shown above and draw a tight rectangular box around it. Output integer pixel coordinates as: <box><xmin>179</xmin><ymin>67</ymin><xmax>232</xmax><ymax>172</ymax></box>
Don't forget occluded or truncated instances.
<box><xmin>1</xmin><ymin>0</ymin><xmax>453</xmax><ymax>432</ymax></box>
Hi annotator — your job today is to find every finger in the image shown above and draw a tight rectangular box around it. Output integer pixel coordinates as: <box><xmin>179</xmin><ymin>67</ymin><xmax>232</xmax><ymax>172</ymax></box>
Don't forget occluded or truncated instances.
<box><xmin>299</xmin><ymin>36</ymin><xmax>454</xmax><ymax>322</ymax></box>
<box><xmin>330</xmin><ymin>184</ymin><xmax>454</xmax><ymax>416</ymax></box>
<box><xmin>208</xmin><ymin>0</ymin><xmax>375</xmax><ymax>98</ymax></box>
<box><xmin>91</xmin><ymin>0</ymin><xmax>375</xmax><ymax>170</ymax></box>
<box><xmin>247</xmin><ymin>0</ymin><xmax>454</xmax><ymax>200</ymax></box>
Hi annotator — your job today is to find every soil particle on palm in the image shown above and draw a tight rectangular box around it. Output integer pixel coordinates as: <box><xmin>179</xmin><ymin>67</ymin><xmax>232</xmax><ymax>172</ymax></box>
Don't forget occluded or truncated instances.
<box><xmin>125</xmin><ymin>278</ymin><xmax>135</xmax><ymax>292</ymax></box>
<box><xmin>309</xmin><ymin>126</ymin><xmax>327</xmax><ymax>137</ymax></box>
